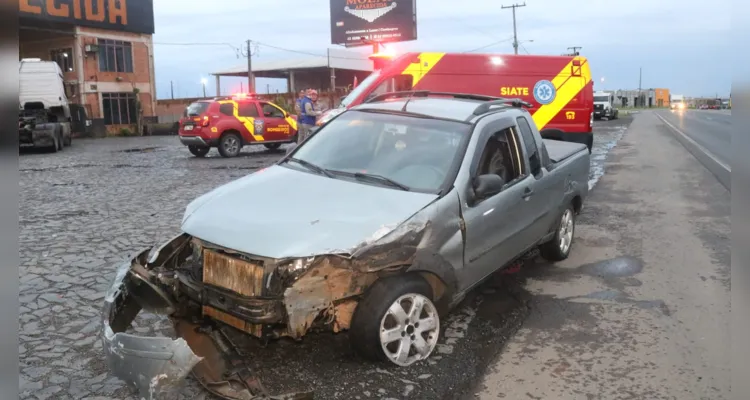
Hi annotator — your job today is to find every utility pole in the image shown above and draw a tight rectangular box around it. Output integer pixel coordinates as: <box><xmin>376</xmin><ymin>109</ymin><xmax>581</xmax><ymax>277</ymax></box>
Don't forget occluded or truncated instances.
<box><xmin>501</xmin><ymin>3</ymin><xmax>526</xmax><ymax>55</ymax></box>
<box><xmin>170</xmin><ymin>81</ymin><xmax>174</xmax><ymax>99</ymax></box>
<box><xmin>567</xmin><ymin>46</ymin><xmax>582</xmax><ymax>56</ymax></box>
<box><xmin>245</xmin><ymin>39</ymin><xmax>255</xmax><ymax>93</ymax></box>
<box><xmin>638</xmin><ymin>67</ymin><xmax>642</xmax><ymax>107</ymax></box>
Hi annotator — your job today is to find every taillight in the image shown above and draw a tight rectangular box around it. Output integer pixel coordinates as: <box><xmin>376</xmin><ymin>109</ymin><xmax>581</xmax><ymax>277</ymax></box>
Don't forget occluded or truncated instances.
<box><xmin>201</xmin><ymin>115</ymin><xmax>210</xmax><ymax>127</ymax></box>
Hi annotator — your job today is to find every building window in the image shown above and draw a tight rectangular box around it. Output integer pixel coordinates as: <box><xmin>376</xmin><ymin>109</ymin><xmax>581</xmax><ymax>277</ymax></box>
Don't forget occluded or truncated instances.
<box><xmin>98</xmin><ymin>39</ymin><xmax>133</xmax><ymax>73</ymax></box>
<box><xmin>51</xmin><ymin>48</ymin><xmax>74</xmax><ymax>72</ymax></box>
<box><xmin>102</xmin><ymin>92</ymin><xmax>138</xmax><ymax>125</ymax></box>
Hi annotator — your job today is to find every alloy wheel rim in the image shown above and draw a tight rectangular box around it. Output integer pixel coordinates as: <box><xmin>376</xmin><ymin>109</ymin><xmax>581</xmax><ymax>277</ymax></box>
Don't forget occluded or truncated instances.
<box><xmin>224</xmin><ymin>137</ymin><xmax>239</xmax><ymax>154</ymax></box>
<box><xmin>379</xmin><ymin>293</ymin><xmax>439</xmax><ymax>367</ymax></box>
<box><xmin>558</xmin><ymin>209</ymin><xmax>574</xmax><ymax>254</ymax></box>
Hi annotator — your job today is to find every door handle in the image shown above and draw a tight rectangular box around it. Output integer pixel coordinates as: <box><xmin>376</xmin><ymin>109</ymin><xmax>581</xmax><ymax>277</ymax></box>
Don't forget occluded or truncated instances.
<box><xmin>522</xmin><ymin>187</ymin><xmax>534</xmax><ymax>199</ymax></box>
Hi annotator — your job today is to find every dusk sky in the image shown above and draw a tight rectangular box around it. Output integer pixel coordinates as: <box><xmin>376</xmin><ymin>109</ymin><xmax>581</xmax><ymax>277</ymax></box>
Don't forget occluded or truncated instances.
<box><xmin>151</xmin><ymin>0</ymin><xmax>731</xmax><ymax>100</ymax></box>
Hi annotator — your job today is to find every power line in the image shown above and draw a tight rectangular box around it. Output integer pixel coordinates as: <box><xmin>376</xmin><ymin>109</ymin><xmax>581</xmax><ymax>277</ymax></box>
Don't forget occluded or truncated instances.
<box><xmin>153</xmin><ymin>40</ymin><xmax>367</xmax><ymax>61</ymax></box>
<box><xmin>444</xmin><ymin>16</ymin><xmax>502</xmax><ymax>41</ymax></box>
<box><xmin>463</xmin><ymin>37</ymin><xmax>515</xmax><ymax>53</ymax></box>
<box><xmin>501</xmin><ymin>3</ymin><xmax>526</xmax><ymax>55</ymax></box>
<box><xmin>519</xmin><ymin>42</ymin><xmax>531</xmax><ymax>55</ymax></box>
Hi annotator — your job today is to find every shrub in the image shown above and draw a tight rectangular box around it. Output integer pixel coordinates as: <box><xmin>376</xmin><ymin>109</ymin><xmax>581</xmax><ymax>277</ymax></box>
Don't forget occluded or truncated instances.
<box><xmin>118</xmin><ymin>127</ymin><xmax>136</xmax><ymax>137</ymax></box>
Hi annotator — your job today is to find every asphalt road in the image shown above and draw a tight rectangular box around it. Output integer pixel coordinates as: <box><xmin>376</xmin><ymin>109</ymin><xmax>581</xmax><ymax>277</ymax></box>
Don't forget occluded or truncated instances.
<box><xmin>17</xmin><ymin>118</ymin><xmax>633</xmax><ymax>400</ymax></box>
<box><xmin>653</xmin><ymin>109</ymin><xmax>731</xmax><ymax>189</ymax></box>
<box><xmin>476</xmin><ymin>111</ymin><xmax>730</xmax><ymax>399</ymax></box>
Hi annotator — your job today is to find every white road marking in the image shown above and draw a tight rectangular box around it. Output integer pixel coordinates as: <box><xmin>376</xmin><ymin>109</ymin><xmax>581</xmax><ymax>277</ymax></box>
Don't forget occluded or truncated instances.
<box><xmin>656</xmin><ymin>113</ymin><xmax>730</xmax><ymax>172</ymax></box>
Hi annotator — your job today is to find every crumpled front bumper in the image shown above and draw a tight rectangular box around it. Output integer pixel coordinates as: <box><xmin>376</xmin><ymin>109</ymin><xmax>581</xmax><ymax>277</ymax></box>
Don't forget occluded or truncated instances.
<box><xmin>101</xmin><ymin>238</ymin><xmax>314</xmax><ymax>400</ymax></box>
<box><xmin>101</xmin><ymin>248</ymin><xmax>203</xmax><ymax>399</ymax></box>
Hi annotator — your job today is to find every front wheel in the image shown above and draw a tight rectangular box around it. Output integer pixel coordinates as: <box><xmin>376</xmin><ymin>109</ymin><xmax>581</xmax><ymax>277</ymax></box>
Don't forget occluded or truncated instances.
<box><xmin>263</xmin><ymin>143</ymin><xmax>282</xmax><ymax>151</ymax></box>
<box><xmin>539</xmin><ymin>204</ymin><xmax>576</xmax><ymax>262</ymax></box>
<box><xmin>350</xmin><ymin>275</ymin><xmax>439</xmax><ymax>367</ymax></box>
<box><xmin>218</xmin><ymin>133</ymin><xmax>242</xmax><ymax>158</ymax></box>
<box><xmin>188</xmin><ymin>145</ymin><xmax>210</xmax><ymax>158</ymax></box>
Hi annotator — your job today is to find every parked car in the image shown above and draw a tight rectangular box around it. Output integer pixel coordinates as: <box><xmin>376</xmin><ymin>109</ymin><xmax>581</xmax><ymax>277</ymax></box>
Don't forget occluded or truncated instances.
<box><xmin>102</xmin><ymin>91</ymin><xmax>590</xmax><ymax>400</ymax></box>
<box><xmin>178</xmin><ymin>93</ymin><xmax>298</xmax><ymax>158</ymax></box>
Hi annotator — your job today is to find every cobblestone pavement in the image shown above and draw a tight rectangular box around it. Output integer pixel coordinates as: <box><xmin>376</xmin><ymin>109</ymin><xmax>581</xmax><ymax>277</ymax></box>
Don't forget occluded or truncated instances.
<box><xmin>19</xmin><ymin>119</ymin><xmax>630</xmax><ymax>400</ymax></box>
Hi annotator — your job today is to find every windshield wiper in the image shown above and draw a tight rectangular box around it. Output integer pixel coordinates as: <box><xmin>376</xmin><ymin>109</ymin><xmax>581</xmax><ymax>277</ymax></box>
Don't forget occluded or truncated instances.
<box><xmin>284</xmin><ymin>157</ymin><xmax>334</xmax><ymax>178</ymax></box>
<box><xmin>353</xmin><ymin>172</ymin><xmax>410</xmax><ymax>191</ymax></box>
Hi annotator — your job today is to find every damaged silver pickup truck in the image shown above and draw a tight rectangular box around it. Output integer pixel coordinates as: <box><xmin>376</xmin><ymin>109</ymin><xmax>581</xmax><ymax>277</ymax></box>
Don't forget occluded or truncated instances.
<box><xmin>102</xmin><ymin>91</ymin><xmax>590</xmax><ymax>399</ymax></box>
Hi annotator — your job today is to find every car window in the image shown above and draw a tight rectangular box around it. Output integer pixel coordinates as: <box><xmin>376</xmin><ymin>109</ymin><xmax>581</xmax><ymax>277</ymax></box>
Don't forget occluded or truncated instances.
<box><xmin>289</xmin><ymin>110</ymin><xmax>471</xmax><ymax>193</ymax></box>
<box><xmin>186</xmin><ymin>101</ymin><xmax>210</xmax><ymax>117</ymax></box>
<box><xmin>219</xmin><ymin>103</ymin><xmax>234</xmax><ymax>116</ymax></box>
<box><xmin>238</xmin><ymin>102</ymin><xmax>259</xmax><ymax>117</ymax></box>
<box><xmin>366</xmin><ymin>74</ymin><xmax>414</xmax><ymax>101</ymax></box>
<box><xmin>261</xmin><ymin>103</ymin><xmax>285</xmax><ymax>118</ymax></box>
<box><xmin>475</xmin><ymin>128</ymin><xmax>524</xmax><ymax>185</ymax></box>
<box><xmin>515</xmin><ymin>116</ymin><xmax>542</xmax><ymax>176</ymax></box>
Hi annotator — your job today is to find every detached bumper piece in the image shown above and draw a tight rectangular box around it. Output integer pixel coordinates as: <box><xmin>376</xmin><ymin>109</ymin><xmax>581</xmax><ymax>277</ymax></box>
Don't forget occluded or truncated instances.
<box><xmin>101</xmin><ymin>245</ymin><xmax>313</xmax><ymax>400</ymax></box>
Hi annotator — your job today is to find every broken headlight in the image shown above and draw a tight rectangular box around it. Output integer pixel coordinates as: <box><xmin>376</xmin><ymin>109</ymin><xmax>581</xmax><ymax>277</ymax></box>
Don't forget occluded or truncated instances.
<box><xmin>267</xmin><ymin>257</ymin><xmax>316</xmax><ymax>294</ymax></box>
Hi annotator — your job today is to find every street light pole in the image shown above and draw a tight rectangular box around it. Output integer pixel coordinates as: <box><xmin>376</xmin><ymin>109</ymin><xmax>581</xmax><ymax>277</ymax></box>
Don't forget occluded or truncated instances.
<box><xmin>201</xmin><ymin>78</ymin><xmax>207</xmax><ymax>98</ymax></box>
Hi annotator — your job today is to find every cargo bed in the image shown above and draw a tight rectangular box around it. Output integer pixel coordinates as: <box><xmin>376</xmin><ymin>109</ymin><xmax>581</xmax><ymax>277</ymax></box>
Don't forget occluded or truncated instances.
<box><xmin>544</xmin><ymin>139</ymin><xmax>588</xmax><ymax>164</ymax></box>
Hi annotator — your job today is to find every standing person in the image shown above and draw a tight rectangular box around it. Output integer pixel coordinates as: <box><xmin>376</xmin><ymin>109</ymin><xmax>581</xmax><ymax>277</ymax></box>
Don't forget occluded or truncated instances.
<box><xmin>293</xmin><ymin>89</ymin><xmax>305</xmax><ymax>119</ymax></box>
<box><xmin>298</xmin><ymin>89</ymin><xmax>323</xmax><ymax>143</ymax></box>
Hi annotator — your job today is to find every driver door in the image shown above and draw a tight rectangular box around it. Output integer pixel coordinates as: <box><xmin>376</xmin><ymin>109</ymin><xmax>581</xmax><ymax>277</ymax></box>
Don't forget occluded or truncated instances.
<box><xmin>460</xmin><ymin>127</ymin><xmax>534</xmax><ymax>291</ymax></box>
<box><xmin>259</xmin><ymin>102</ymin><xmax>293</xmax><ymax>141</ymax></box>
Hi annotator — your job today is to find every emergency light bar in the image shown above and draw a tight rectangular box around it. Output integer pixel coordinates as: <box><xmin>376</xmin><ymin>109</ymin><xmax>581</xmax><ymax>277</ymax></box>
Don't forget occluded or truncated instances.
<box><xmin>231</xmin><ymin>92</ymin><xmax>257</xmax><ymax>99</ymax></box>
<box><xmin>369</xmin><ymin>49</ymin><xmax>396</xmax><ymax>70</ymax></box>
<box><xmin>213</xmin><ymin>93</ymin><xmax>258</xmax><ymax>101</ymax></box>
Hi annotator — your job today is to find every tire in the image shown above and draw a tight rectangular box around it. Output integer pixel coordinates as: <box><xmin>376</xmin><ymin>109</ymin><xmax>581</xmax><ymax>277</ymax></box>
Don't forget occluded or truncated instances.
<box><xmin>188</xmin><ymin>145</ymin><xmax>210</xmax><ymax>158</ymax></box>
<box><xmin>539</xmin><ymin>204</ymin><xmax>576</xmax><ymax>262</ymax></box>
<box><xmin>218</xmin><ymin>132</ymin><xmax>242</xmax><ymax>158</ymax></box>
<box><xmin>350</xmin><ymin>275</ymin><xmax>439</xmax><ymax>367</ymax></box>
<box><xmin>263</xmin><ymin>143</ymin><xmax>282</xmax><ymax>151</ymax></box>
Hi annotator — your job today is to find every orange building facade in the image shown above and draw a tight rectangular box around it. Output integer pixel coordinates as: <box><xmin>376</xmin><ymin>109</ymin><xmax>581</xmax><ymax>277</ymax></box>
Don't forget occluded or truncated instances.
<box><xmin>19</xmin><ymin>0</ymin><xmax>156</xmax><ymax>136</ymax></box>
<box><xmin>653</xmin><ymin>88</ymin><xmax>670</xmax><ymax>108</ymax></box>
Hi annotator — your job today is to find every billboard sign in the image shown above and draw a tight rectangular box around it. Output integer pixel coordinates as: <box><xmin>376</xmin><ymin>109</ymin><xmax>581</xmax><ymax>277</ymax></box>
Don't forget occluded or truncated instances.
<box><xmin>330</xmin><ymin>0</ymin><xmax>417</xmax><ymax>47</ymax></box>
<box><xmin>19</xmin><ymin>0</ymin><xmax>155</xmax><ymax>34</ymax></box>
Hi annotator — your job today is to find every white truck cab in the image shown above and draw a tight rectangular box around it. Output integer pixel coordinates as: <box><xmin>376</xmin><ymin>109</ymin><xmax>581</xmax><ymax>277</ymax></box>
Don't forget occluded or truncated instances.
<box><xmin>18</xmin><ymin>58</ymin><xmax>73</xmax><ymax>151</ymax></box>
<box><xmin>593</xmin><ymin>91</ymin><xmax>618</xmax><ymax>120</ymax></box>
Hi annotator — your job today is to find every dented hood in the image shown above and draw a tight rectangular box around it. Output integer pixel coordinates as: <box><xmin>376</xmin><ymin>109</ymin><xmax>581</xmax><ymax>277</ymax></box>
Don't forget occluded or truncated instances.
<box><xmin>181</xmin><ymin>165</ymin><xmax>438</xmax><ymax>258</ymax></box>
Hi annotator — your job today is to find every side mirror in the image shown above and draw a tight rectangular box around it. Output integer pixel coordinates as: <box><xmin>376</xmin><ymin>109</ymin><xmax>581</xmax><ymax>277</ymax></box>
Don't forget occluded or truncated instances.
<box><xmin>472</xmin><ymin>174</ymin><xmax>505</xmax><ymax>200</ymax></box>
<box><xmin>264</xmin><ymin>112</ymin><xmax>272</xmax><ymax>117</ymax></box>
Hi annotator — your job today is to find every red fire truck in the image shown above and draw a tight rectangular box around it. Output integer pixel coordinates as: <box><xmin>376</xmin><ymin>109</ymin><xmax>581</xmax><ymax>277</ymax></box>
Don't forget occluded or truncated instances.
<box><xmin>318</xmin><ymin>52</ymin><xmax>595</xmax><ymax>152</ymax></box>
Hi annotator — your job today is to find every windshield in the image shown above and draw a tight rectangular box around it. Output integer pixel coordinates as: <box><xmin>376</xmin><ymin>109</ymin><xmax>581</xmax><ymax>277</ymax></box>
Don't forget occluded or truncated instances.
<box><xmin>340</xmin><ymin>70</ymin><xmax>382</xmax><ymax>107</ymax></box>
<box><xmin>287</xmin><ymin>110</ymin><xmax>471</xmax><ymax>193</ymax></box>
<box><xmin>594</xmin><ymin>96</ymin><xmax>610</xmax><ymax>102</ymax></box>
<box><xmin>186</xmin><ymin>101</ymin><xmax>210</xmax><ymax>117</ymax></box>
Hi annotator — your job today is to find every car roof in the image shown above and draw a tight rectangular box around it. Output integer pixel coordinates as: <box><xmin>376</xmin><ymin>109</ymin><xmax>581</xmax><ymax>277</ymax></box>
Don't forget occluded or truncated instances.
<box><xmin>351</xmin><ymin>95</ymin><xmax>525</xmax><ymax>123</ymax></box>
